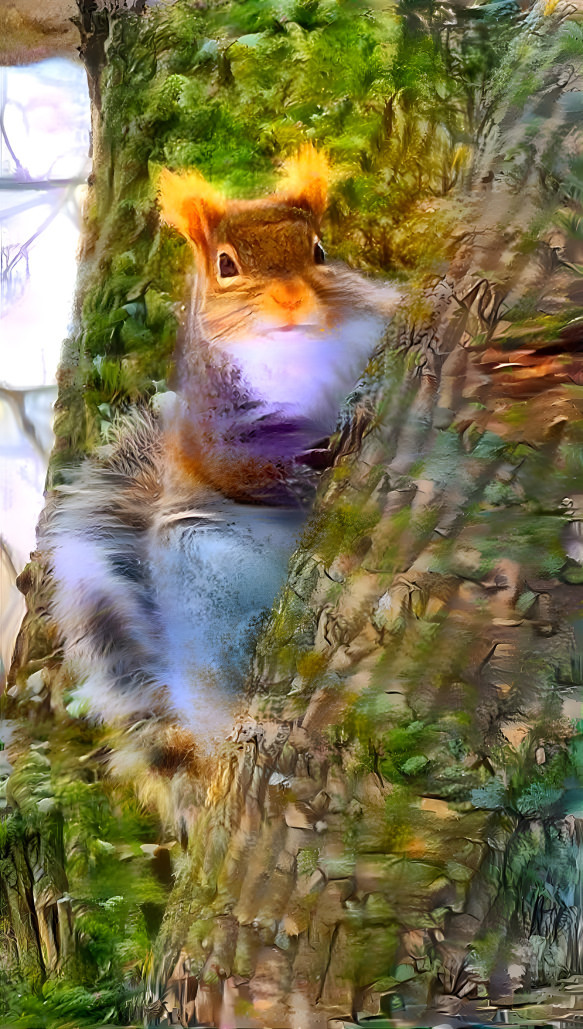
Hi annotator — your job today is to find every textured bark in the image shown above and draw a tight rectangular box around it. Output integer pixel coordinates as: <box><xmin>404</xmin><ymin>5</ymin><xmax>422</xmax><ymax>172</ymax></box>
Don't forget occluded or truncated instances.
<box><xmin>1</xmin><ymin>0</ymin><xmax>140</xmax><ymax>997</ymax></box>
<box><xmin>146</xmin><ymin>260</ymin><xmax>583</xmax><ymax>1024</ymax></box>
<box><xmin>144</xmin><ymin>39</ymin><xmax>583</xmax><ymax>1012</ymax></box>
<box><xmin>0</xmin><ymin>0</ymin><xmax>146</xmax><ymax>65</ymax></box>
<box><xmin>4</xmin><ymin>1</ymin><xmax>583</xmax><ymax>1026</ymax></box>
<box><xmin>0</xmin><ymin>0</ymin><xmax>79</xmax><ymax>64</ymax></box>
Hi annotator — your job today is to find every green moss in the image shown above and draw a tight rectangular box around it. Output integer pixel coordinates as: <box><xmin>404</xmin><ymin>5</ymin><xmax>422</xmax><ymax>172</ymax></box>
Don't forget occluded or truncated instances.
<box><xmin>13</xmin><ymin>0</ymin><xmax>583</xmax><ymax>1011</ymax></box>
<box><xmin>53</xmin><ymin>0</ymin><xmax>531</xmax><ymax>457</ymax></box>
<box><xmin>302</xmin><ymin>500</ymin><xmax>382</xmax><ymax>564</ymax></box>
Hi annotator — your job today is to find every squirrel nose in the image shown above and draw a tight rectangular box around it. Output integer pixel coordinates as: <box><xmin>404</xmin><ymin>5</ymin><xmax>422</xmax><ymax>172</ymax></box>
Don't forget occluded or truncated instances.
<box><xmin>261</xmin><ymin>277</ymin><xmax>318</xmax><ymax>328</ymax></box>
<box><xmin>268</xmin><ymin>280</ymin><xmax>305</xmax><ymax>312</ymax></box>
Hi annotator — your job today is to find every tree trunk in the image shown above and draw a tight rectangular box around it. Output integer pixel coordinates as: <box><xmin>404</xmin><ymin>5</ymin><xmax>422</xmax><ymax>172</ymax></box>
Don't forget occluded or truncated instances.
<box><xmin>4</xmin><ymin>1</ymin><xmax>583</xmax><ymax>1026</ymax></box>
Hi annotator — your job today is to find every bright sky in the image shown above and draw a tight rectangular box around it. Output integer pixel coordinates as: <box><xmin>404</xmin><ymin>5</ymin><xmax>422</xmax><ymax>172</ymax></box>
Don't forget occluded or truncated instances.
<box><xmin>1</xmin><ymin>59</ymin><xmax>89</xmax><ymax>386</ymax></box>
<box><xmin>0</xmin><ymin>58</ymin><xmax>90</xmax><ymax>677</ymax></box>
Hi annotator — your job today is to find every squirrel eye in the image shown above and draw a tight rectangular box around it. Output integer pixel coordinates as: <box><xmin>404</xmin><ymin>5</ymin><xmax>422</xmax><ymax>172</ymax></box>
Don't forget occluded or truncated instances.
<box><xmin>218</xmin><ymin>252</ymin><xmax>239</xmax><ymax>278</ymax></box>
<box><xmin>314</xmin><ymin>241</ymin><xmax>326</xmax><ymax>265</ymax></box>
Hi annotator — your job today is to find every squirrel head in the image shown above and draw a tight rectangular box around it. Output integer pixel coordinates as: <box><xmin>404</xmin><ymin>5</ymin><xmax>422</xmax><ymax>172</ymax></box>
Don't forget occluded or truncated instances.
<box><xmin>158</xmin><ymin>145</ymin><xmax>400</xmax><ymax>478</ymax></box>
<box><xmin>158</xmin><ymin>146</ymin><xmax>334</xmax><ymax>334</ymax></box>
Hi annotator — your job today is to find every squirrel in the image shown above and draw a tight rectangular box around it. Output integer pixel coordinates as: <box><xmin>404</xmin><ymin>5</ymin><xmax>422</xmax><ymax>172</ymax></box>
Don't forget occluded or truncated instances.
<box><xmin>42</xmin><ymin>147</ymin><xmax>401</xmax><ymax>746</ymax></box>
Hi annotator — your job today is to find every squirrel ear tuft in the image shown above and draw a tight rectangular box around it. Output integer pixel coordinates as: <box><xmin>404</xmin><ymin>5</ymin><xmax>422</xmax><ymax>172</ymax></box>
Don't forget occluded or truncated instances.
<box><xmin>278</xmin><ymin>144</ymin><xmax>329</xmax><ymax>221</ymax></box>
<box><xmin>158</xmin><ymin>169</ymin><xmax>226</xmax><ymax>251</ymax></box>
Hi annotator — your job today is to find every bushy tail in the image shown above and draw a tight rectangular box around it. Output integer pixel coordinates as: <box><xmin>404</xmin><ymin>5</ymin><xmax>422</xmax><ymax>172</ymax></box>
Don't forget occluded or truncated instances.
<box><xmin>42</xmin><ymin>410</ymin><xmax>170</xmax><ymax>724</ymax></box>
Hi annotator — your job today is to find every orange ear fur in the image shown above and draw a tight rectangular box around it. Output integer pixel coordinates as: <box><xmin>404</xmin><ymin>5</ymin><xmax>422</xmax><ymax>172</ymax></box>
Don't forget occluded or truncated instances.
<box><xmin>278</xmin><ymin>144</ymin><xmax>329</xmax><ymax>221</ymax></box>
<box><xmin>158</xmin><ymin>168</ymin><xmax>226</xmax><ymax>252</ymax></box>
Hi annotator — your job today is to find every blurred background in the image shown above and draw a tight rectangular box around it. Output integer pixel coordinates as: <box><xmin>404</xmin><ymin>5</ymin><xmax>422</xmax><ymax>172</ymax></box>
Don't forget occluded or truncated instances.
<box><xmin>0</xmin><ymin>58</ymin><xmax>90</xmax><ymax>684</ymax></box>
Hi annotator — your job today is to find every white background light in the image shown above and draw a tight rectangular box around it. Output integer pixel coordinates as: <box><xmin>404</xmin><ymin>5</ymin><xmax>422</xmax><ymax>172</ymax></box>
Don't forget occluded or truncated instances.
<box><xmin>0</xmin><ymin>58</ymin><xmax>90</xmax><ymax>680</ymax></box>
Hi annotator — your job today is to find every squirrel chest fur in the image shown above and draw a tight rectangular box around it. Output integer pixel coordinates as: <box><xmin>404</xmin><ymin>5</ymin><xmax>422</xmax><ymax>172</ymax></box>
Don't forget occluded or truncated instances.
<box><xmin>44</xmin><ymin>149</ymin><xmax>399</xmax><ymax>742</ymax></box>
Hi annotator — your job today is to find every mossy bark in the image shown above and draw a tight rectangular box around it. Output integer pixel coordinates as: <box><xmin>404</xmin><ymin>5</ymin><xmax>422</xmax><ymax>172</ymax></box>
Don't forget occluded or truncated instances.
<box><xmin>148</xmin><ymin>230</ymin><xmax>583</xmax><ymax>1024</ymax></box>
<box><xmin>4</xmin><ymin>2</ymin><xmax>583</xmax><ymax>1026</ymax></box>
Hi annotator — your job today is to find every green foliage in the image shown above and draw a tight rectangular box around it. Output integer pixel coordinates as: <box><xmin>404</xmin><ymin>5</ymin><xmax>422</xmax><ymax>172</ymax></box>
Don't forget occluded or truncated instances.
<box><xmin>61</xmin><ymin>0</ymin><xmax>532</xmax><ymax>450</ymax></box>
<box><xmin>21</xmin><ymin>0</ymin><xmax>583</xmax><ymax>1013</ymax></box>
<box><xmin>0</xmin><ymin>976</ymin><xmax>133</xmax><ymax>1028</ymax></box>
<box><xmin>1</xmin><ymin>720</ymin><xmax>170</xmax><ymax>1024</ymax></box>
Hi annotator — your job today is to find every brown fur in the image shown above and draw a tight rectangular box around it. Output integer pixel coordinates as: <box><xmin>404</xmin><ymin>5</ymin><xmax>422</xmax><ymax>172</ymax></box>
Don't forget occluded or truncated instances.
<box><xmin>41</xmin><ymin>151</ymin><xmax>400</xmax><ymax>823</ymax></box>
<box><xmin>166</xmin><ymin>423</ymin><xmax>284</xmax><ymax>505</ymax></box>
